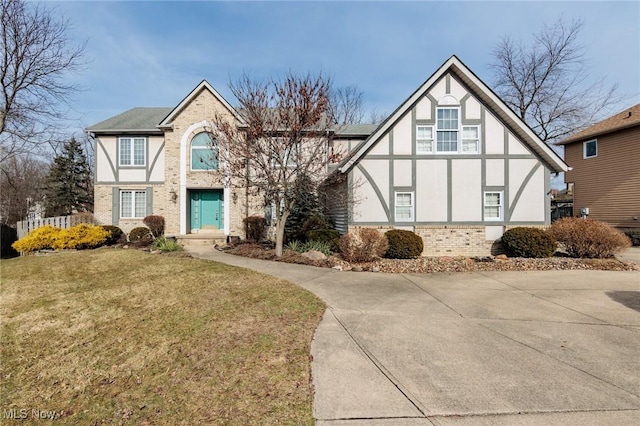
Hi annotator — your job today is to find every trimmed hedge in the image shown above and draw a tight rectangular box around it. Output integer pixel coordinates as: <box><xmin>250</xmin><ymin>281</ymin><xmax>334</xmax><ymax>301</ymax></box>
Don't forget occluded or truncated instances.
<box><xmin>501</xmin><ymin>227</ymin><xmax>556</xmax><ymax>258</ymax></box>
<box><xmin>1</xmin><ymin>224</ymin><xmax>18</xmax><ymax>258</ymax></box>
<box><xmin>101</xmin><ymin>225</ymin><xmax>124</xmax><ymax>245</ymax></box>
<box><xmin>385</xmin><ymin>229</ymin><xmax>424</xmax><ymax>259</ymax></box>
<box><xmin>143</xmin><ymin>215</ymin><xmax>165</xmax><ymax>238</ymax></box>
<box><xmin>129</xmin><ymin>226</ymin><xmax>153</xmax><ymax>242</ymax></box>
<box><xmin>549</xmin><ymin>218</ymin><xmax>631</xmax><ymax>258</ymax></box>
<box><xmin>620</xmin><ymin>228</ymin><xmax>640</xmax><ymax>246</ymax></box>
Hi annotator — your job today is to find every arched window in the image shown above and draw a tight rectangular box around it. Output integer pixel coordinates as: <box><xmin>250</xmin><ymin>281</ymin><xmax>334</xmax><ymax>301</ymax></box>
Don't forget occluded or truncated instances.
<box><xmin>191</xmin><ymin>132</ymin><xmax>218</xmax><ymax>170</ymax></box>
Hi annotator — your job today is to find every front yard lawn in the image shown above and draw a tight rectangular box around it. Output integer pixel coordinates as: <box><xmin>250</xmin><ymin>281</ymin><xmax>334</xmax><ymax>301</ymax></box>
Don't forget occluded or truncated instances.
<box><xmin>0</xmin><ymin>249</ymin><xmax>325</xmax><ymax>424</ymax></box>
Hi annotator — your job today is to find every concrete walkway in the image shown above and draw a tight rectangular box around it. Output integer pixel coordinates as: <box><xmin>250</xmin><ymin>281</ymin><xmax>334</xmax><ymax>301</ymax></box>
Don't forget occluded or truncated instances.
<box><xmin>186</xmin><ymin>246</ymin><xmax>640</xmax><ymax>425</ymax></box>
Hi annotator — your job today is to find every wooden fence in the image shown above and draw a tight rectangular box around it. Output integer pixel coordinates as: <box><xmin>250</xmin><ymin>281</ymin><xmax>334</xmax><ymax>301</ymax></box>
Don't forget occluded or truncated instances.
<box><xmin>16</xmin><ymin>215</ymin><xmax>94</xmax><ymax>239</ymax></box>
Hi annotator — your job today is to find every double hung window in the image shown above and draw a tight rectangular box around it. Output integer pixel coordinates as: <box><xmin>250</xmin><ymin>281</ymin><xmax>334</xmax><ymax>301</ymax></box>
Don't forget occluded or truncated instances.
<box><xmin>484</xmin><ymin>191</ymin><xmax>503</xmax><ymax>221</ymax></box>
<box><xmin>416</xmin><ymin>126</ymin><xmax>434</xmax><ymax>154</ymax></box>
<box><xmin>119</xmin><ymin>137</ymin><xmax>145</xmax><ymax>166</ymax></box>
<box><xmin>395</xmin><ymin>192</ymin><xmax>414</xmax><ymax>221</ymax></box>
<box><xmin>120</xmin><ymin>190</ymin><xmax>146</xmax><ymax>218</ymax></box>
<box><xmin>436</xmin><ymin>108</ymin><xmax>459</xmax><ymax>152</ymax></box>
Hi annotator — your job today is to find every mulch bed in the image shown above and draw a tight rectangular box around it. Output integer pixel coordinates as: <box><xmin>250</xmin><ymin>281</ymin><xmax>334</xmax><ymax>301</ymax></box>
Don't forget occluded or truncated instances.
<box><xmin>219</xmin><ymin>242</ymin><xmax>639</xmax><ymax>273</ymax></box>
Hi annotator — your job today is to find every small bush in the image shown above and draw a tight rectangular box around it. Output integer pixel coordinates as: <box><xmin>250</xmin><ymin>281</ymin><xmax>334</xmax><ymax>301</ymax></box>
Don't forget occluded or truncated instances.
<box><xmin>1</xmin><ymin>224</ymin><xmax>18</xmax><ymax>258</ymax></box>
<box><xmin>12</xmin><ymin>225</ymin><xmax>62</xmax><ymax>253</ymax></box>
<box><xmin>620</xmin><ymin>228</ymin><xmax>640</xmax><ymax>246</ymax></box>
<box><xmin>338</xmin><ymin>228</ymin><xmax>388</xmax><ymax>263</ymax></box>
<box><xmin>129</xmin><ymin>226</ymin><xmax>153</xmax><ymax>242</ymax></box>
<box><xmin>549</xmin><ymin>218</ymin><xmax>631</xmax><ymax>258</ymax></box>
<box><xmin>101</xmin><ymin>225</ymin><xmax>124</xmax><ymax>245</ymax></box>
<box><xmin>385</xmin><ymin>229</ymin><xmax>424</xmax><ymax>259</ymax></box>
<box><xmin>52</xmin><ymin>224</ymin><xmax>109</xmax><ymax>250</ymax></box>
<box><xmin>143</xmin><ymin>215</ymin><xmax>165</xmax><ymax>238</ymax></box>
<box><xmin>152</xmin><ymin>236</ymin><xmax>182</xmax><ymax>252</ymax></box>
<box><xmin>501</xmin><ymin>227</ymin><xmax>556</xmax><ymax>258</ymax></box>
<box><xmin>244</xmin><ymin>216</ymin><xmax>267</xmax><ymax>242</ymax></box>
<box><xmin>306</xmin><ymin>228</ymin><xmax>341</xmax><ymax>251</ymax></box>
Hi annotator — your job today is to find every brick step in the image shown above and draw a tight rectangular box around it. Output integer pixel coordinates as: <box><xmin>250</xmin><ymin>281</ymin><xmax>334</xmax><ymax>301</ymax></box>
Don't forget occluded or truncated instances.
<box><xmin>175</xmin><ymin>233</ymin><xmax>227</xmax><ymax>246</ymax></box>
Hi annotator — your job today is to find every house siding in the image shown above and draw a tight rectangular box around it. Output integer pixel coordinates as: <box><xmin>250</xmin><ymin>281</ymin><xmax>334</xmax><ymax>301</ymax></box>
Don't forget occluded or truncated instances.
<box><xmin>564</xmin><ymin>126</ymin><xmax>640</xmax><ymax>228</ymax></box>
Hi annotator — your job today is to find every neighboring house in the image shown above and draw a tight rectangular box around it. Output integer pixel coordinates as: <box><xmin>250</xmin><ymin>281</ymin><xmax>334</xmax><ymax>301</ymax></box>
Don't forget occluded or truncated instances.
<box><xmin>324</xmin><ymin>55</ymin><xmax>568</xmax><ymax>255</ymax></box>
<box><xmin>88</xmin><ymin>55</ymin><xmax>568</xmax><ymax>255</ymax></box>
<box><xmin>557</xmin><ymin>103</ymin><xmax>640</xmax><ymax>229</ymax></box>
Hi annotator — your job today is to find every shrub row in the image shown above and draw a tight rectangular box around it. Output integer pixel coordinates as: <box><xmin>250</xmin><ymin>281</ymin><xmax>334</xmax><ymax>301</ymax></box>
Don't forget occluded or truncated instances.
<box><xmin>12</xmin><ymin>224</ymin><xmax>109</xmax><ymax>253</ymax></box>
<box><xmin>549</xmin><ymin>218</ymin><xmax>630</xmax><ymax>258</ymax></box>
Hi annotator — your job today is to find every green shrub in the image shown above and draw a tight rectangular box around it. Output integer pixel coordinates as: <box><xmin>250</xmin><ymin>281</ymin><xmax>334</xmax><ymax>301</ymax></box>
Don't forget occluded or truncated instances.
<box><xmin>129</xmin><ymin>226</ymin><xmax>153</xmax><ymax>243</ymax></box>
<box><xmin>1</xmin><ymin>224</ymin><xmax>18</xmax><ymax>258</ymax></box>
<box><xmin>143</xmin><ymin>215</ymin><xmax>165</xmax><ymax>238</ymax></box>
<box><xmin>101</xmin><ymin>225</ymin><xmax>124</xmax><ymax>245</ymax></box>
<box><xmin>384</xmin><ymin>229</ymin><xmax>424</xmax><ymax>259</ymax></box>
<box><xmin>338</xmin><ymin>228</ymin><xmax>388</xmax><ymax>263</ymax></box>
<box><xmin>12</xmin><ymin>225</ymin><xmax>62</xmax><ymax>253</ymax></box>
<box><xmin>52</xmin><ymin>224</ymin><xmax>109</xmax><ymax>250</ymax></box>
<box><xmin>243</xmin><ymin>216</ymin><xmax>267</xmax><ymax>242</ymax></box>
<box><xmin>620</xmin><ymin>228</ymin><xmax>640</xmax><ymax>246</ymax></box>
<box><xmin>152</xmin><ymin>236</ymin><xmax>182</xmax><ymax>252</ymax></box>
<box><xmin>306</xmin><ymin>228</ymin><xmax>341</xmax><ymax>251</ymax></box>
<box><xmin>549</xmin><ymin>218</ymin><xmax>631</xmax><ymax>258</ymax></box>
<box><xmin>501</xmin><ymin>227</ymin><xmax>556</xmax><ymax>258</ymax></box>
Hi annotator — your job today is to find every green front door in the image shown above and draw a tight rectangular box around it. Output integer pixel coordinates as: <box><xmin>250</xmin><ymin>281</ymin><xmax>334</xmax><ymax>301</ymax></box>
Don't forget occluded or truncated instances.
<box><xmin>190</xmin><ymin>190</ymin><xmax>223</xmax><ymax>231</ymax></box>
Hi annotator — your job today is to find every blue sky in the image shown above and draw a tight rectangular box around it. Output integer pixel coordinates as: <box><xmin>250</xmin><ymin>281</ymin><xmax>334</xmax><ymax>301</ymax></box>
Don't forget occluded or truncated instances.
<box><xmin>53</xmin><ymin>1</ymin><xmax>640</xmax><ymax>132</ymax></box>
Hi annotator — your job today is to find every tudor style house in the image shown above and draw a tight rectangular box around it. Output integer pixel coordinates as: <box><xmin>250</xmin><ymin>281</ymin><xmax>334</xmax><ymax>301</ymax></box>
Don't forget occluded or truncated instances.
<box><xmin>325</xmin><ymin>56</ymin><xmax>568</xmax><ymax>255</ymax></box>
<box><xmin>557</xmin><ymin>103</ymin><xmax>640</xmax><ymax>229</ymax></box>
<box><xmin>88</xmin><ymin>55</ymin><xmax>568</xmax><ymax>255</ymax></box>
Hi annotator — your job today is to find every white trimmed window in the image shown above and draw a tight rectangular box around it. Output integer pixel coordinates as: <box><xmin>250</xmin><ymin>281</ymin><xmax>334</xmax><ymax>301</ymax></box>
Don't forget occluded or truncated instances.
<box><xmin>395</xmin><ymin>192</ymin><xmax>414</xmax><ymax>221</ymax></box>
<box><xmin>416</xmin><ymin>125</ymin><xmax>434</xmax><ymax>154</ymax></box>
<box><xmin>120</xmin><ymin>190</ymin><xmax>146</xmax><ymax>218</ymax></box>
<box><xmin>191</xmin><ymin>132</ymin><xmax>219</xmax><ymax>170</ymax></box>
<box><xmin>119</xmin><ymin>137</ymin><xmax>145</xmax><ymax>166</ymax></box>
<box><xmin>583</xmin><ymin>139</ymin><xmax>597</xmax><ymax>159</ymax></box>
<box><xmin>484</xmin><ymin>191</ymin><xmax>503</xmax><ymax>221</ymax></box>
<box><xmin>462</xmin><ymin>126</ymin><xmax>480</xmax><ymax>153</ymax></box>
<box><xmin>436</xmin><ymin>107</ymin><xmax>459</xmax><ymax>152</ymax></box>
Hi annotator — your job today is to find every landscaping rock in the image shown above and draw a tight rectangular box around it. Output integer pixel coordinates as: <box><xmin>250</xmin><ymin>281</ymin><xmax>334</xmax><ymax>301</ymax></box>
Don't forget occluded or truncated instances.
<box><xmin>332</xmin><ymin>265</ymin><xmax>343</xmax><ymax>271</ymax></box>
<box><xmin>372</xmin><ymin>266</ymin><xmax>380</xmax><ymax>272</ymax></box>
<box><xmin>352</xmin><ymin>266</ymin><xmax>363</xmax><ymax>272</ymax></box>
<box><xmin>301</xmin><ymin>250</ymin><xmax>327</xmax><ymax>261</ymax></box>
<box><xmin>496</xmin><ymin>254</ymin><xmax>508</xmax><ymax>260</ymax></box>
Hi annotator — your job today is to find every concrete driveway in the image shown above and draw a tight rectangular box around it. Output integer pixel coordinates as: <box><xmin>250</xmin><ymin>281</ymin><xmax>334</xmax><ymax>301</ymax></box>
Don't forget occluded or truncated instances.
<box><xmin>186</xmin><ymin>247</ymin><xmax>640</xmax><ymax>425</ymax></box>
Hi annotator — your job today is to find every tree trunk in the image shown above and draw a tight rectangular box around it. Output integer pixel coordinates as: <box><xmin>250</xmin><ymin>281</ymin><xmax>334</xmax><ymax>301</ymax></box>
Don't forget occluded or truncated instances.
<box><xmin>274</xmin><ymin>208</ymin><xmax>290</xmax><ymax>257</ymax></box>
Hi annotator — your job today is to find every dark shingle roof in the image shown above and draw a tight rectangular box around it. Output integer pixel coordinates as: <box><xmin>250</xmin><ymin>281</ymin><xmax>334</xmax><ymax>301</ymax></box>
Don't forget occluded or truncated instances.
<box><xmin>87</xmin><ymin>107</ymin><xmax>172</xmax><ymax>133</ymax></box>
<box><xmin>334</xmin><ymin>124</ymin><xmax>378</xmax><ymax>137</ymax></box>
<box><xmin>557</xmin><ymin>103</ymin><xmax>640</xmax><ymax>145</ymax></box>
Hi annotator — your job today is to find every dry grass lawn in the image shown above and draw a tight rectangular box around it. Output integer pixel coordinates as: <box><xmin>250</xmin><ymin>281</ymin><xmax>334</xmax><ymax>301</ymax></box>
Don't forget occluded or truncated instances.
<box><xmin>0</xmin><ymin>249</ymin><xmax>325</xmax><ymax>425</ymax></box>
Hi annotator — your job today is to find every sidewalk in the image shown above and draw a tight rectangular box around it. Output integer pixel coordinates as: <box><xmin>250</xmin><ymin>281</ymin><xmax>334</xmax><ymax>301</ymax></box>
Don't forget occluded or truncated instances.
<box><xmin>186</xmin><ymin>245</ymin><xmax>640</xmax><ymax>425</ymax></box>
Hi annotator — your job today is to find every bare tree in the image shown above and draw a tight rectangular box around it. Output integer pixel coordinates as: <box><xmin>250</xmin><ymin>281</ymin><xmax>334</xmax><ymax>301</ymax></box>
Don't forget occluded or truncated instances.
<box><xmin>329</xmin><ymin>85</ymin><xmax>365</xmax><ymax>125</ymax></box>
<box><xmin>0</xmin><ymin>154</ymin><xmax>49</xmax><ymax>225</ymax></box>
<box><xmin>0</xmin><ymin>0</ymin><xmax>85</xmax><ymax>164</ymax></box>
<box><xmin>215</xmin><ymin>72</ymin><xmax>333</xmax><ymax>256</ymax></box>
<box><xmin>490</xmin><ymin>18</ymin><xmax>620</xmax><ymax>143</ymax></box>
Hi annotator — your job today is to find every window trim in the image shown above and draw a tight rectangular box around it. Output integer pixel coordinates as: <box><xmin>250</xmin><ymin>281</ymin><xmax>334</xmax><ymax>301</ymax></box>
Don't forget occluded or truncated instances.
<box><xmin>190</xmin><ymin>132</ymin><xmax>219</xmax><ymax>171</ymax></box>
<box><xmin>483</xmin><ymin>191</ymin><xmax>503</xmax><ymax>221</ymax></box>
<box><xmin>583</xmin><ymin>139</ymin><xmax>597</xmax><ymax>159</ymax></box>
<box><xmin>395</xmin><ymin>191</ymin><xmax>414</xmax><ymax>222</ymax></box>
<box><xmin>120</xmin><ymin>190</ymin><xmax>147</xmax><ymax>219</ymax></box>
<box><xmin>118</xmin><ymin>137</ymin><xmax>146</xmax><ymax>167</ymax></box>
<box><xmin>416</xmin><ymin>125</ymin><xmax>434</xmax><ymax>154</ymax></box>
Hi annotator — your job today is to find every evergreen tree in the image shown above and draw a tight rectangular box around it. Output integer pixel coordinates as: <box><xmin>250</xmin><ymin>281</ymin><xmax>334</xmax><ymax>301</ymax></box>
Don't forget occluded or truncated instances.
<box><xmin>44</xmin><ymin>138</ymin><xmax>93</xmax><ymax>216</ymax></box>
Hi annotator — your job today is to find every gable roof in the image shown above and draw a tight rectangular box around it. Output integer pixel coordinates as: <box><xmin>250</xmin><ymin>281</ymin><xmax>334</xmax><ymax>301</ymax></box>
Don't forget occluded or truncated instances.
<box><xmin>87</xmin><ymin>107</ymin><xmax>171</xmax><ymax>134</ymax></box>
<box><xmin>158</xmin><ymin>80</ymin><xmax>245</xmax><ymax>128</ymax></box>
<box><xmin>338</xmin><ymin>55</ymin><xmax>569</xmax><ymax>174</ymax></box>
<box><xmin>556</xmin><ymin>103</ymin><xmax>640</xmax><ymax>145</ymax></box>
